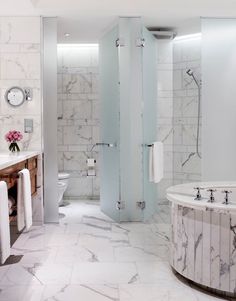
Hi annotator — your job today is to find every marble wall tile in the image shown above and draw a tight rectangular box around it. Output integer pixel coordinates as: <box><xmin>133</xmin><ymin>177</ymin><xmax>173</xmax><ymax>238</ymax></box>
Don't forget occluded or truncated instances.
<box><xmin>156</xmin><ymin>40</ymin><xmax>173</xmax><ymax>204</ymax></box>
<box><xmin>62</xmin><ymin>73</ymin><xmax>92</xmax><ymax>94</ymax></box>
<box><xmin>1</xmin><ymin>53</ymin><xmax>40</xmax><ymax>79</ymax></box>
<box><xmin>173</xmin><ymin>38</ymin><xmax>201</xmax><ymax>184</ymax></box>
<box><xmin>63</xmin><ymin>100</ymin><xmax>92</xmax><ymax>120</ymax></box>
<box><xmin>65</xmin><ymin>177</ymin><xmax>93</xmax><ymax>198</ymax></box>
<box><xmin>57</xmin><ymin>45</ymin><xmax>100</xmax><ymax>199</ymax></box>
<box><xmin>0</xmin><ymin>17</ymin><xmax>41</xmax><ymax>44</ymax></box>
<box><xmin>0</xmin><ymin>17</ymin><xmax>42</xmax><ymax>152</ymax></box>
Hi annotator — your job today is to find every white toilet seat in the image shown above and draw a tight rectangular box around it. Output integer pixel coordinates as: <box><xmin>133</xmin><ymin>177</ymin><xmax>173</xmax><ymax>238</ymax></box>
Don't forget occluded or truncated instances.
<box><xmin>58</xmin><ymin>172</ymin><xmax>70</xmax><ymax>180</ymax></box>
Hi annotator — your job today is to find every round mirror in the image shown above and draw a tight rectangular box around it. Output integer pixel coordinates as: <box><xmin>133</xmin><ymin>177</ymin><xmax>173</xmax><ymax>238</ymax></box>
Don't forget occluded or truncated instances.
<box><xmin>5</xmin><ymin>87</ymin><xmax>25</xmax><ymax>107</ymax></box>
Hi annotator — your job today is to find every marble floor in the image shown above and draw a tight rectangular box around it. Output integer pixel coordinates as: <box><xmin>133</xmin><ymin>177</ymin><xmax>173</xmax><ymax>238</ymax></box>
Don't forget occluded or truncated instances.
<box><xmin>0</xmin><ymin>200</ymin><xmax>233</xmax><ymax>301</ymax></box>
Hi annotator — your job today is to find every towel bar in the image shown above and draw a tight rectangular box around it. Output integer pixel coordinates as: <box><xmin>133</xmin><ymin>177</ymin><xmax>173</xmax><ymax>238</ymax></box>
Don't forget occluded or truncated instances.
<box><xmin>0</xmin><ymin>173</ymin><xmax>19</xmax><ymax>179</ymax></box>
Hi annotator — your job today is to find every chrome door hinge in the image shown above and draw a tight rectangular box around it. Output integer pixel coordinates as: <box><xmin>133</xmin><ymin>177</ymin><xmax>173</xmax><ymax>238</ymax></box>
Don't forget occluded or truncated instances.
<box><xmin>136</xmin><ymin>38</ymin><xmax>145</xmax><ymax>47</ymax></box>
<box><xmin>116</xmin><ymin>38</ymin><xmax>125</xmax><ymax>47</ymax></box>
<box><xmin>137</xmin><ymin>201</ymin><xmax>146</xmax><ymax>210</ymax></box>
<box><xmin>116</xmin><ymin>201</ymin><xmax>125</xmax><ymax>210</ymax></box>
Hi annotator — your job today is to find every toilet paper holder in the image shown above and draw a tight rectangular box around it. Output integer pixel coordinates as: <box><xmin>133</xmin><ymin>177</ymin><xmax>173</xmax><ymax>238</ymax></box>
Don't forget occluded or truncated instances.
<box><xmin>86</xmin><ymin>158</ymin><xmax>96</xmax><ymax>177</ymax></box>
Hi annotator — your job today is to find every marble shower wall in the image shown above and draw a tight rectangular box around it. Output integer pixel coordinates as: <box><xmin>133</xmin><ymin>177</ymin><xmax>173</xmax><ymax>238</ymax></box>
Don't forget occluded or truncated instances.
<box><xmin>0</xmin><ymin>17</ymin><xmax>42</xmax><ymax>151</ymax></box>
<box><xmin>173</xmin><ymin>37</ymin><xmax>202</xmax><ymax>184</ymax></box>
<box><xmin>156</xmin><ymin>40</ymin><xmax>174</xmax><ymax>204</ymax></box>
<box><xmin>57</xmin><ymin>41</ymin><xmax>173</xmax><ymax>202</ymax></box>
<box><xmin>57</xmin><ymin>45</ymin><xmax>100</xmax><ymax>199</ymax></box>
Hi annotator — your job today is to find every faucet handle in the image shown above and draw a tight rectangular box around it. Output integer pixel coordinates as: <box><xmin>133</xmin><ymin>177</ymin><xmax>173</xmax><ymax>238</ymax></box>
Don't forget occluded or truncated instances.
<box><xmin>207</xmin><ymin>189</ymin><xmax>217</xmax><ymax>203</ymax></box>
<box><xmin>222</xmin><ymin>190</ymin><xmax>232</xmax><ymax>205</ymax></box>
<box><xmin>194</xmin><ymin>187</ymin><xmax>204</xmax><ymax>200</ymax></box>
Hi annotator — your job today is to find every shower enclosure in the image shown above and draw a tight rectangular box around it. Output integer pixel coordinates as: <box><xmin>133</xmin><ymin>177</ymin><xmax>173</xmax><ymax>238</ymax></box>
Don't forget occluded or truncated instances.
<box><xmin>100</xmin><ymin>17</ymin><xmax>157</xmax><ymax>222</ymax></box>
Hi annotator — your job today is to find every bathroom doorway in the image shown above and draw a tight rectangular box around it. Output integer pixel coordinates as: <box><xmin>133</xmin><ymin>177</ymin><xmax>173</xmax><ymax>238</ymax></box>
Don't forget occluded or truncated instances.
<box><xmin>57</xmin><ymin>43</ymin><xmax>100</xmax><ymax>204</ymax></box>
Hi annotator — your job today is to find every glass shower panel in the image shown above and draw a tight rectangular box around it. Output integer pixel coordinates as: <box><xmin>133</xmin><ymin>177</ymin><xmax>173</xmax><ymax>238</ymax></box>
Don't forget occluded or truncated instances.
<box><xmin>119</xmin><ymin>17</ymin><xmax>143</xmax><ymax>222</ymax></box>
<box><xmin>202</xmin><ymin>18</ymin><xmax>236</xmax><ymax>181</ymax></box>
<box><xmin>100</xmin><ymin>26</ymin><xmax>120</xmax><ymax>222</ymax></box>
<box><xmin>142</xmin><ymin>27</ymin><xmax>157</xmax><ymax>221</ymax></box>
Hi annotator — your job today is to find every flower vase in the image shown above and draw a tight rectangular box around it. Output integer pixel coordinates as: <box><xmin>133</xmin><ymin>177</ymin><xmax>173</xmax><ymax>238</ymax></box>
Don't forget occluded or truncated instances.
<box><xmin>9</xmin><ymin>142</ymin><xmax>20</xmax><ymax>153</ymax></box>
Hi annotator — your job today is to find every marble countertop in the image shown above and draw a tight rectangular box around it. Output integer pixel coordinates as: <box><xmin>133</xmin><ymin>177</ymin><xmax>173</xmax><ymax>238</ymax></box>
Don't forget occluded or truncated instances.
<box><xmin>166</xmin><ymin>181</ymin><xmax>236</xmax><ymax>213</ymax></box>
<box><xmin>0</xmin><ymin>151</ymin><xmax>41</xmax><ymax>170</ymax></box>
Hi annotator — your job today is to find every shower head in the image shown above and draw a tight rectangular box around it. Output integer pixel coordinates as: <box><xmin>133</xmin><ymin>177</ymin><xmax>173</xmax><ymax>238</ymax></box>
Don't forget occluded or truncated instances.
<box><xmin>186</xmin><ymin>68</ymin><xmax>201</xmax><ymax>89</ymax></box>
<box><xmin>186</xmin><ymin>69</ymin><xmax>194</xmax><ymax>76</ymax></box>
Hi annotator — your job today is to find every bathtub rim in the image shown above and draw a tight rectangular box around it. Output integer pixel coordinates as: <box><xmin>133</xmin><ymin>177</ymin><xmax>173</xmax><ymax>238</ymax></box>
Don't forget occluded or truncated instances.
<box><xmin>166</xmin><ymin>181</ymin><xmax>236</xmax><ymax>213</ymax></box>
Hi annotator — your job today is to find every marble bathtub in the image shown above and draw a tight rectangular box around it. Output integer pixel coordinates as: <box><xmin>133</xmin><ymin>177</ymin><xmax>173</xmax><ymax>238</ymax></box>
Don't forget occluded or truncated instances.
<box><xmin>166</xmin><ymin>182</ymin><xmax>236</xmax><ymax>296</ymax></box>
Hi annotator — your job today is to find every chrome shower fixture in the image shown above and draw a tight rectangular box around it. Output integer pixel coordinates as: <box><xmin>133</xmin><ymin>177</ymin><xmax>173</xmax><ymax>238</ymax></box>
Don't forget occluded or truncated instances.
<box><xmin>186</xmin><ymin>69</ymin><xmax>193</xmax><ymax>76</ymax></box>
<box><xmin>186</xmin><ymin>68</ymin><xmax>201</xmax><ymax>159</ymax></box>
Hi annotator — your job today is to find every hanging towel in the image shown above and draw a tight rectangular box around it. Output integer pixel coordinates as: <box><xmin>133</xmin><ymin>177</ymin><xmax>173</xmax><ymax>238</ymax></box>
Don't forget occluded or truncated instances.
<box><xmin>17</xmin><ymin>169</ymin><xmax>32</xmax><ymax>232</ymax></box>
<box><xmin>17</xmin><ymin>173</ymin><xmax>25</xmax><ymax>231</ymax></box>
<box><xmin>149</xmin><ymin>142</ymin><xmax>164</xmax><ymax>184</ymax></box>
<box><xmin>0</xmin><ymin>181</ymin><xmax>11</xmax><ymax>264</ymax></box>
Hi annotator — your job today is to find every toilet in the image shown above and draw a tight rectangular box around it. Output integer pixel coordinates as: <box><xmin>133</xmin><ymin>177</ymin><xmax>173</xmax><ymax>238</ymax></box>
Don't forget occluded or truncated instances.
<box><xmin>58</xmin><ymin>172</ymin><xmax>70</xmax><ymax>206</ymax></box>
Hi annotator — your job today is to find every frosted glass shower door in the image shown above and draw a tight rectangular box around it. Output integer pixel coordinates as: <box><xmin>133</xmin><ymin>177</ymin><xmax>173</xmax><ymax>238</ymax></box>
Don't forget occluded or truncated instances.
<box><xmin>142</xmin><ymin>27</ymin><xmax>157</xmax><ymax>221</ymax></box>
<box><xmin>100</xmin><ymin>26</ymin><xmax>120</xmax><ymax>222</ymax></box>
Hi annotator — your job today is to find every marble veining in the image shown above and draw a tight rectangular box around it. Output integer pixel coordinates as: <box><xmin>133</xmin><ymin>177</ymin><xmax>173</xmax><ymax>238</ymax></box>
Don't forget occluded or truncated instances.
<box><xmin>173</xmin><ymin>37</ymin><xmax>202</xmax><ymax>185</ymax></box>
<box><xmin>168</xmin><ymin>182</ymin><xmax>236</xmax><ymax>295</ymax></box>
<box><xmin>0</xmin><ymin>17</ymin><xmax>42</xmax><ymax>152</ymax></box>
<box><xmin>57</xmin><ymin>45</ymin><xmax>100</xmax><ymax>199</ymax></box>
<box><xmin>0</xmin><ymin>200</ymin><xmax>230</xmax><ymax>300</ymax></box>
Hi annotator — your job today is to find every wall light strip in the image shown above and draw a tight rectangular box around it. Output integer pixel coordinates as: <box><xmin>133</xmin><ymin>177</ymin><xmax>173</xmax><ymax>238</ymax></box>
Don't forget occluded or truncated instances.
<box><xmin>174</xmin><ymin>33</ymin><xmax>202</xmax><ymax>42</ymax></box>
<box><xmin>57</xmin><ymin>43</ymin><xmax>99</xmax><ymax>48</ymax></box>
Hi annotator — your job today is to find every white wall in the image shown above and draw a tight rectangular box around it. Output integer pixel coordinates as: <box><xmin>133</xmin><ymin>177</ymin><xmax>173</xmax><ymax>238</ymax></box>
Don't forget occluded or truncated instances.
<box><xmin>202</xmin><ymin>18</ymin><xmax>236</xmax><ymax>181</ymax></box>
<box><xmin>156</xmin><ymin>40</ymin><xmax>174</xmax><ymax>203</ymax></box>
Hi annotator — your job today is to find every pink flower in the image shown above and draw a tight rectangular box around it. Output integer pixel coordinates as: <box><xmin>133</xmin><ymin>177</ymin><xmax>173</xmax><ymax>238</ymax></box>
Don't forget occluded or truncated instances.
<box><xmin>5</xmin><ymin>130</ymin><xmax>23</xmax><ymax>143</ymax></box>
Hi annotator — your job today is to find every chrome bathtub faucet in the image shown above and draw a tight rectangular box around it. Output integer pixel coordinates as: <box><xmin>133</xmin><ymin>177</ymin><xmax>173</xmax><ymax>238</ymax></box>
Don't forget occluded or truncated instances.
<box><xmin>222</xmin><ymin>190</ymin><xmax>232</xmax><ymax>205</ymax></box>
<box><xmin>194</xmin><ymin>187</ymin><xmax>204</xmax><ymax>200</ymax></box>
<box><xmin>207</xmin><ymin>189</ymin><xmax>216</xmax><ymax>203</ymax></box>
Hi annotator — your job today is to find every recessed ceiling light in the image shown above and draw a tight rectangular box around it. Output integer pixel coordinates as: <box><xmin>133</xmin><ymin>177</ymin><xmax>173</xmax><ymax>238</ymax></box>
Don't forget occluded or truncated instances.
<box><xmin>64</xmin><ymin>33</ymin><xmax>70</xmax><ymax>37</ymax></box>
<box><xmin>174</xmin><ymin>33</ymin><xmax>201</xmax><ymax>41</ymax></box>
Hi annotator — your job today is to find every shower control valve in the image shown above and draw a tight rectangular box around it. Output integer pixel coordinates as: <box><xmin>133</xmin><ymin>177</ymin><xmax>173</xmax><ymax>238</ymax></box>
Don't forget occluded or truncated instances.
<box><xmin>207</xmin><ymin>189</ymin><xmax>217</xmax><ymax>203</ymax></box>
<box><xmin>194</xmin><ymin>187</ymin><xmax>204</xmax><ymax>200</ymax></box>
<box><xmin>222</xmin><ymin>190</ymin><xmax>232</xmax><ymax>205</ymax></box>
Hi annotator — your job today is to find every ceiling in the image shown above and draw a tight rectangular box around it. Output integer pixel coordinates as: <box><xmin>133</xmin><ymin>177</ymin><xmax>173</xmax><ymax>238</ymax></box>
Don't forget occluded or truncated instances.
<box><xmin>1</xmin><ymin>0</ymin><xmax>236</xmax><ymax>42</ymax></box>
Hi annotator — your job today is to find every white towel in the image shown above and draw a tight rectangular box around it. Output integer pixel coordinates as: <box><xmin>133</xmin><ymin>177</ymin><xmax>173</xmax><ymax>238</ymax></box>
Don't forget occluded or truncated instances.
<box><xmin>149</xmin><ymin>142</ymin><xmax>164</xmax><ymax>184</ymax></box>
<box><xmin>17</xmin><ymin>174</ymin><xmax>25</xmax><ymax>231</ymax></box>
<box><xmin>0</xmin><ymin>181</ymin><xmax>11</xmax><ymax>264</ymax></box>
<box><xmin>17</xmin><ymin>169</ymin><xmax>32</xmax><ymax>232</ymax></box>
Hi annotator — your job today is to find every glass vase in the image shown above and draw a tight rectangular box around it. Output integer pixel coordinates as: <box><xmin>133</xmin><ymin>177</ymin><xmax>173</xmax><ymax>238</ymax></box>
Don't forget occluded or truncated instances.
<box><xmin>9</xmin><ymin>142</ymin><xmax>20</xmax><ymax>153</ymax></box>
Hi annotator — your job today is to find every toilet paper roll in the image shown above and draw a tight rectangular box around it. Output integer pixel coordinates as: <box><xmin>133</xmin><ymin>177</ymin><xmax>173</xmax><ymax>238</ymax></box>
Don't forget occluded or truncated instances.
<box><xmin>87</xmin><ymin>158</ymin><xmax>96</xmax><ymax>167</ymax></box>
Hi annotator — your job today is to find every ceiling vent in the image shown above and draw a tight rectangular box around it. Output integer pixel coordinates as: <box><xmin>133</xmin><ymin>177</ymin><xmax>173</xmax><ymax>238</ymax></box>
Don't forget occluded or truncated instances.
<box><xmin>148</xmin><ymin>28</ymin><xmax>177</xmax><ymax>40</ymax></box>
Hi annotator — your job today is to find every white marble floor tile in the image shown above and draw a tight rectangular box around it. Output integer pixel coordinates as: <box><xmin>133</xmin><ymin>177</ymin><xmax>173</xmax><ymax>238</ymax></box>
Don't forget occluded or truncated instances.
<box><xmin>0</xmin><ymin>264</ymin><xmax>43</xmax><ymax>285</ymax></box>
<box><xmin>0</xmin><ymin>285</ymin><xmax>43</xmax><ymax>301</ymax></box>
<box><xmin>136</xmin><ymin>261</ymin><xmax>176</xmax><ymax>283</ymax></box>
<box><xmin>128</xmin><ymin>231</ymin><xmax>167</xmax><ymax>247</ymax></box>
<box><xmin>119</xmin><ymin>283</ymin><xmax>226</xmax><ymax>301</ymax></box>
<box><xmin>71</xmin><ymin>262</ymin><xmax>138</xmax><ymax>284</ymax></box>
<box><xmin>29</xmin><ymin>263</ymin><xmax>73</xmax><ymax>285</ymax></box>
<box><xmin>55</xmin><ymin>238</ymin><xmax>114</xmax><ymax>263</ymax></box>
<box><xmin>11</xmin><ymin>247</ymin><xmax>58</xmax><ymax>264</ymax></box>
<box><xmin>112</xmin><ymin>223</ymin><xmax>152</xmax><ymax>234</ymax></box>
<box><xmin>0</xmin><ymin>201</ymin><xmax>228</xmax><ymax>301</ymax></box>
<box><xmin>65</xmin><ymin>223</ymin><xmax>112</xmax><ymax>238</ymax></box>
<box><xmin>110</xmin><ymin>232</ymin><xmax>129</xmax><ymax>247</ymax></box>
<box><xmin>41</xmin><ymin>284</ymin><xmax>119</xmax><ymax>301</ymax></box>
<box><xmin>114</xmin><ymin>246</ymin><xmax>161</xmax><ymax>262</ymax></box>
